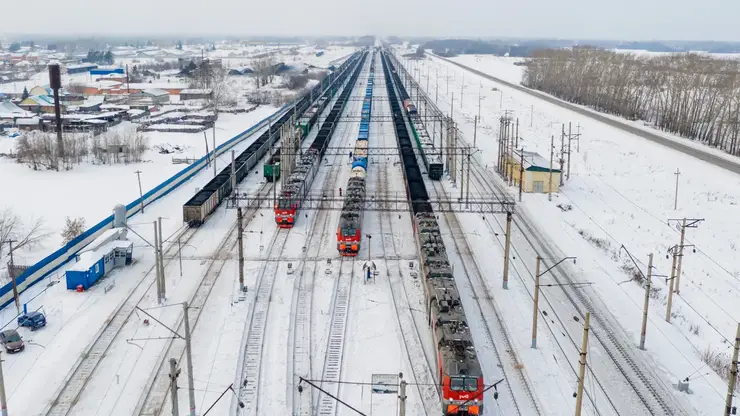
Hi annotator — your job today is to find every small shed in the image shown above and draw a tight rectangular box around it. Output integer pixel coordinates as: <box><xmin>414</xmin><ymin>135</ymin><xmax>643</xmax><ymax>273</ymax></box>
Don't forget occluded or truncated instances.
<box><xmin>65</xmin><ymin>228</ymin><xmax>133</xmax><ymax>290</ymax></box>
<box><xmin>180</xmin><ymin>89</ymin><xmax>213</xmax><ymax>101</ymax></box>
<box><xmin>133</xmin><ymin>89</ymin><xmax>170</xmax><ymax>104</ymax></box>
<box><xmin>508</xmin><ymin>150</ymin><xmax>561</xmax><ymax>194</ymax></box>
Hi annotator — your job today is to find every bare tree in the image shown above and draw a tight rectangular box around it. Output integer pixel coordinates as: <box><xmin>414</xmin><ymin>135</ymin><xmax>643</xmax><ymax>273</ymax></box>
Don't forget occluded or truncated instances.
<box><xmin>0</xmin><ymin>208</ymin><xmax>50</xmax><ymax>259</ymax></box>
<box><xmin>524</xmin><ymin>48</ymin><xmax>740</xmax><ymax>156</ymax></box>
<box><xmin>60</xmin><ymin>216</ymin><xmax>86</xmax><ymax>244</ymax></box>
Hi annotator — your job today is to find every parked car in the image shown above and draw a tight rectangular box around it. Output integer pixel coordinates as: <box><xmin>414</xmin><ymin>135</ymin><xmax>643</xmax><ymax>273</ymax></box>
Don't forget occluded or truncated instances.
<box><xmin>0</xmin><ymin>329</ymin><xmax>24</xmax><ymax>353</ymax></box>
<box><xmin>17</xmin><ymin>311</ymin><xmax>46</xmax><ymax>330</ymax></box>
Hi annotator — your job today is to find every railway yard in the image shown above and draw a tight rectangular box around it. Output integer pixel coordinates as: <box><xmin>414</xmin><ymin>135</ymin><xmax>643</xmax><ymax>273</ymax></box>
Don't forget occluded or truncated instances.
<box><xmin>2</xmin><ymin>42</ymin><xmax>740</xmax><ymax>416</ymax></box>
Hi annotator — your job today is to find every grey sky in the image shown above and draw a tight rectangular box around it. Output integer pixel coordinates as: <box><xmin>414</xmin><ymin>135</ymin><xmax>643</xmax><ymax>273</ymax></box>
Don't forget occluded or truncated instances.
<box><xmin>4</xmin><ymin>0</ymin><xmax>739</xmax><ymax>41</ymax></box>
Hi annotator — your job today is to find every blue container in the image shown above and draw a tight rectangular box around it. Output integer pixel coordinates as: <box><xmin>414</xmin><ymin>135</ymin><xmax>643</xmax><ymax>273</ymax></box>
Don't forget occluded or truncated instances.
<box><xmin>352</xmin><ymin>159</ymin><xmax>368</xmax><ymax>170</ymax></box>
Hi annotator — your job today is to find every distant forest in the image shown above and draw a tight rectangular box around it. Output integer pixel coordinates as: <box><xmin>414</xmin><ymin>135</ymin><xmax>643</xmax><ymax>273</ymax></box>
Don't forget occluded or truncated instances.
<box><xmin>420</xmin><ymin>39</ymin><xmax>740</xmax><ymax>57</ymax></box>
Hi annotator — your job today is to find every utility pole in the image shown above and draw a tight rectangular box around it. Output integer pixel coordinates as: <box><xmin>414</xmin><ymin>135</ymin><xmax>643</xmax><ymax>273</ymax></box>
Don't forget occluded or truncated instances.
<box><xmin>530</xmin><ymin>104</ymin><xmax>534</xmax><ymax>127</ymax></box>
<box><xmin>183</xmin><ymin>302</ymin><xmax>197</xmax><ymax>416</ymax></box>
<box><xmin>169</xmin><ymin>358</ymin><xmax>180</xmax><ymax>416</ymax></box>
<box><xmin>559</xmin><ymin>124</ymin><xmax>565</xmax><ymax>187</ymax></box>
<box><xmin>532</xmin><ymin>256</ymin><xmax>541</xmax><ymax>348</ymax></box>
<box><xmin>212</xmin><ymin>127</ymin><xmax>217</xmax><ymax>177</ymax></box>
<box><xmin>503</xmin><ymin>211</ymin><xmax>512</xmax><ymax>290</ymax></box>
<box><xmin>399</xmin><ymin>379</ymin><xmax>407</xmax><ymax>416</ymax></box>
<box><xmin>465</xmin><ymin>147</ymin><xmax>472</xmax><ymax>208</ymax></box>
<box><xmin>135</xmin><ymin>170</ymin><xmax>145</xmax><ymax>213</ymax></box>
<box><xmin>153</xmin><ymin>221</ymin><xmax>162</xmax><ymax>303</ymax></box>
<box><xmin>548</xmin><ymin>135</ymin><xmax>554</xmax><ymax>202</ymax></box>
<box><xmin>575</xmin><ymin>312</ymin><xmax>591</xmax><ymax>416</ymax></box>
<box><xmin>230</xmin><ymin>150</ymin><xmax>236</xmax><ymax>206</ymax></box>
<box><xmin>567</xmin><ymin>122</ymin><xmax>573</xmax><ymax>180</ymax></box>
<box><xmin>6</xmin><ymin>240</ymin><xmax>19</xmax><ymax>314</ymax></box>
<box><xmin>666</xmin><ymin>246</ymin><xmax>678</xmax><ymax>323</ymax></box>
<box><xmin>203</xmin><ymin>131</ymin><xmax>210</xmax><ymax>166</ymax></box>
<box><xmin>459</xmin><ymin>147</ymin><xmax>465</xmax><ymax>201</ymax></box>
<box><xmin>674</xmin><ymin>168</ymin><xmax>681</xmax><ymax>210</ymax></box>
<box><xmin>639</xmin><ymin>253</ymin><xmax>653</xmax><ymax>350</ymax></box>
<box><xmin>515</xmin><ymin>118</ymin><xmax>519</xmax><ymax>148</ymax></box>
<box><xmin>519</xmin><ymin>148</ymin><xmax>524</xmax><ymax>202</ymax></box>
<box><xmin>237</xmin><ymin>207</ymin><xmax>245</xmax><ymax>292</ymax></box>
<box><xmin>473</xmin><ymin>115</ymin><xmax>477</xmax><ymax>148</ymax></box>
<box><xmin>725</xmin><ymin>323</ymin><xmax>740</xmax><ymax>416</ymax></box>
<box><xmin>158</xmin><ymin>217</ymin><xmax>166</xmax><ymax>301</ymax></box>
<box><xmin>0</xmin><ymin>351</ymin><xmax>7</xmax><ymax>416</ymax></box>
<box><xmin>669</xmin><ymin>218</ymin><xmax>703</xmax><ymax>294</ymax></box>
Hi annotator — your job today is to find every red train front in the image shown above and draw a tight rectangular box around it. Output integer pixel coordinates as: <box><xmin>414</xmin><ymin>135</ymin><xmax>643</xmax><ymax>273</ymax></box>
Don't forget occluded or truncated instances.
<box><xmin>274</xmin><ymin>199</ymin><xmax>296</xmax><ymax>228</ymax></box>
<box><xmin>441</xmin><ymin>373</ymin><xmax>484</xmax><ymax>414</ymax></box>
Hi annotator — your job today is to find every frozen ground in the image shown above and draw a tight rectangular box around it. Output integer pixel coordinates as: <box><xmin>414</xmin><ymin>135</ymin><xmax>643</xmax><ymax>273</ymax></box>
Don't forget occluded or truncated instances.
<box><xmin>396</xmin><ymin>49</ymin><xmax>739</xmax><ymax>414</ymax></box>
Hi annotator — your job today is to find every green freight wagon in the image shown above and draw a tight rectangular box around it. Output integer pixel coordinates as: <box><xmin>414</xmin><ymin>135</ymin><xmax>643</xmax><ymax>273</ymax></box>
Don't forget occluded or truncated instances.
<box><xmin>264</xmin><ymin>150</ymin><xmax>281</xmax><ymax>181</ymax></box>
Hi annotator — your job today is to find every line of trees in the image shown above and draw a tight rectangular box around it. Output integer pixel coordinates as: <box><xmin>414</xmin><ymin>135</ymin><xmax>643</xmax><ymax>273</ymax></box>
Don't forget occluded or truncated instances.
<box><xmin>523</xmin><ymin>48</ymin><xmax>740</xmax><ymax>156</ymax></box>
<box><xmin>15</xmin><ymin>128</ymin><xmax>149</xmax><ymax>170</ymax></box>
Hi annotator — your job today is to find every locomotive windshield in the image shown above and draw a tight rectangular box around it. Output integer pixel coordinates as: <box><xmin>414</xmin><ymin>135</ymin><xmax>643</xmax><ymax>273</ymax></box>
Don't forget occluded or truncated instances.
<box><xmin>450</xmin><ymin>377</ymin><xmax>479</xmax><ymax>391</ymax></box>
<box><xmin>340</xmin><ymin>227</ymin><xmax>357</xmax><ymax>237</ymax></box>
<box><xmin>277</xmin><ymin>198</ymin><xmax>293</xmax><ymax>209</ymax></box>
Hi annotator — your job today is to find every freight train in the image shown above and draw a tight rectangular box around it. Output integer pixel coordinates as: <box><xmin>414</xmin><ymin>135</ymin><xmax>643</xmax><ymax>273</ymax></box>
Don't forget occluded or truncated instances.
<box><xmin>399</xmin><ymin>79</ymin><xmax>443</xmax><ymax>180</ymax></box>
<box><xmin>263</xmin><ymin>96</ymin><xmax>330</xmax><ymax>182</ymax></box>
<box><xmin>382</xmin><ymin>51</ymin><xmax>484</xmax><ymax>415</ymax></box>
<box><xmin>337</xmin><ymin>50</ymin><xmax>375</xmax><ymax>255</ymax></box>
<box><xmin>182</xmin><ymin>52</ymin><xmax>363</xmax><ymax>226</ymax></box>
<box><xmin>275</xmin><ymin>51</ymin><xmax>369</xmax><ymax>227</ymax></box>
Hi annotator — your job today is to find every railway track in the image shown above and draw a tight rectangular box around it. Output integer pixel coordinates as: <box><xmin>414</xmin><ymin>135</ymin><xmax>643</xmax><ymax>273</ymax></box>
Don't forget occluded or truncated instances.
<box><xmin>234</xmin><ymin>224</ymin><xmax>291</xmax><ymax>415</ymax></box>
<box><xmin>465</xmin><ymin>151</ymin><xmax>686</xmax><ymax>415</ymax></box>
<box><xmin>136</xmin><ymin>183</ymin><xmax>275</xmax><ymax>416</ymax></box>
<box><xmin>315</xmin><ymin>257</ymin><xmax>354</xmax><ymax>416</ymax></box>
<box><xmin>376</xmin><ymin>147</ymin><xmax>440</xmax><ymax>416</ymax></box>
<box><xmin>290</xmin><ymin>106</ymin><xmax>358</xmax><ymax>416</ymax></box>
<box><xmin>237</xmin><ymin>59</ymin><xmax>367</xmax><ymax>416</ymax></box>
<box><xmin>426</xmin><ymin>177</ymin><xmax>542</xmax><ymax>416</ymax></box>
<box><xmin>41</xmin><ymin>180</ymin><xmax>273</xmax><ymax>416</ymax></box>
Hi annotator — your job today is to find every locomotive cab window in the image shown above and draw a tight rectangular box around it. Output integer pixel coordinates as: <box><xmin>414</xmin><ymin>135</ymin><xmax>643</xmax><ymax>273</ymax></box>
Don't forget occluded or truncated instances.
<box><xmin>341</xmin><ymin>227</ymin><xmax>356</xmax><ymax>236</ymax></box>
<box><xmin>450</xmin><ymin>377</ymin><xmax>478</xmax><ymax>391</ymax></box>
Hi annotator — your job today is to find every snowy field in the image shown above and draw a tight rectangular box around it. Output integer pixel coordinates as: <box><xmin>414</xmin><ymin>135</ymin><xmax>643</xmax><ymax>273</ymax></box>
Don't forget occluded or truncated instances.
<box><xmin>394</xmin><ymin>49</ymin><xmax>739</xmax><ymax>414</ymax></box>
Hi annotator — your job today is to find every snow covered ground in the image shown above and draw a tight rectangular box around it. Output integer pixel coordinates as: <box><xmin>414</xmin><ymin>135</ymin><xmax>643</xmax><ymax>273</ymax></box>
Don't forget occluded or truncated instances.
<box><xmin>394</xmin><ymin>49</ymin><xmax>739</xmax><ymax>415</ymax></box>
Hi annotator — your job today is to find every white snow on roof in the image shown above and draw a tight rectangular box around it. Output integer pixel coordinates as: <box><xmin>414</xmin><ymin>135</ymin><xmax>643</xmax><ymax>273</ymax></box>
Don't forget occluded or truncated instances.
<box><xmin>142</xmin><ymin>88</ymin><xmax>169</xmax><ymax>97</ymax></box>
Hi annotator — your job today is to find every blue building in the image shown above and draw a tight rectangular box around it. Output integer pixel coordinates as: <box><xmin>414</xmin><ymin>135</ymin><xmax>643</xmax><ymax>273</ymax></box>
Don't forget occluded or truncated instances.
<box><xmin>90</xmin><ymin>66</ymin><xmax>124</xmax><ymax>76</ymax></box>
<box><xmin>65</xmin><ymin>228</ymin><xmax>133</xmax><ymax>290</ymax></box>
<box><xmin>66</xmin><ymin>63</ymin><xmax>98</xmax><ymax>74</ymax></box>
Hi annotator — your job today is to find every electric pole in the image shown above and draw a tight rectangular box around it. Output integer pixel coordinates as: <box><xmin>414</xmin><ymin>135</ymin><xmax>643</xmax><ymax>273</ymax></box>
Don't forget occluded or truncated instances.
<box><xmin>567</xmin><ymin>122</ymin><xmax>573</xmax><ymax>180</ymax></box>
<box><xmin>183</xmin><ymin>302</ymin><xmax>197</xmax><ymax>416</ymax></box>
<box><xmin>532</xmin><ymin>256</ymin><xmax>541</xmax><ymax>348</ymax></box>
<box><xmin>465</xmin><ymin>147</ymin><xmax>471</xmax><ymax>208</ymax></box>
<box><xmin>559</xmin><ymin>124</ymin><xmax>565</xmax><ymax>187</ymax></box>
<box><xmin>399</xmin><ymin>378</ymin><xmax>407</xmax><ymax>416</ymax></box>
<box><xmin>473</xmin><ymin>115</ymin><xmax>477</xmax><ymax>148</ymax></box>
<box><xmin>666</xmin><ymin>246</ymin><xmax>678</xmax><ymax>323</ymax></box>
<box><xmin>519</xmin><ymin>148</ymin><xmax>524</xmax><ymax>202</ymax></box>
<box><xmin>237</xmin><ymin>207</ymin><xmax>245</xmax><ymax>292</ymax></box>
<box><xmin>135</xmin><ymin>170</ymin><xmax>145</xmax><ymax>213</ymax></box>
<box><xmin>230</xmin><ymin>150</ymin><xmax>236</xmax><ymax>206</ymax></box>
<box><xmin>548</xmin><ymin>135</ymin><xmax>554</xmax><ymax>202</ymax></box>
<box><xmin>459</xmin><ymin>147</ymin><xmax>465</xmax><ymax>200</ymax></box>
<box><xmin>674</xmin><ymin>168</ymin><xmax>681</xmax><ymax>210</ymax></box>
<box><xmin>639</xmin><ymin>253</ymin><xmax>653</xmax><ymax>350</ymax></box>
<box><xmin>169</xmin><ymin>358</ymin><xmax>180</xmax><ymax>416</ymax></box>
<box><xmin>153</xmin><ymin>221</ymin><xmax>162</xmax><ymax>303</ymax></box>
<box><xmin>725</xmin><ymin>323</ymin><xmax>740</xmax><ymax>416</ymax></box>
<box><xmin>212</xmin><ymin>127</ymin><xmax>217</xmax><ymax>178</ymax></box>
<box><xmin>503</xmin><ymin>212</ymin><xmax>512</xmax><ymax>290</ymax></box>
<box><xmin>575</xmin><ymin>312</ymin><xmax>591</xmax><ymax>416</ymax></box>
<box><xmin>0</xmin><ymin>351</ymin><xmax>7</xmax><ymax>416</ymax></box>
<box><xmin>158</xmin><ymin>217</ymin><xmax>166</xmax><ymax>301</ymax></box>
<box><xmin>670</xmin><ymin>218</ymin><xmax>703</xmax><ymax>294</ymax></box>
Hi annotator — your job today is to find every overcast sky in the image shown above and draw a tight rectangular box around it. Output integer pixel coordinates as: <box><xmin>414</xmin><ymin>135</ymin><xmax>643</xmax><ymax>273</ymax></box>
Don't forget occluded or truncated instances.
<box><xmin>4</xmin><ymin>0</ymin><xmax>739</xmax><ymax>41</ymax></box>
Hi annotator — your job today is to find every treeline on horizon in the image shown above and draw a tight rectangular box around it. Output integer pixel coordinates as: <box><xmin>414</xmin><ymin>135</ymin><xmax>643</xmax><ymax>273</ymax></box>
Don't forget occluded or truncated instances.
<box><xmin>419</xmin><ymin>39</ymin><xmax>740</xmax><ymax>57</ymax></box>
